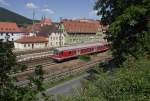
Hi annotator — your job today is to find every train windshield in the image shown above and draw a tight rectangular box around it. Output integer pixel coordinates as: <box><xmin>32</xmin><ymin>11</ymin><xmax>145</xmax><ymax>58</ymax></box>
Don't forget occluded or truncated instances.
<box><xmin>53</xmin><ymin>49</ymin><xmax>59</xmax><ymax>55</ymax></box>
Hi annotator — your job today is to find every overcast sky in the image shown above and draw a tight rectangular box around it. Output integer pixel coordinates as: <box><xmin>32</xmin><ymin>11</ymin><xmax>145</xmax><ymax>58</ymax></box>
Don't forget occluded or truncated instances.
<box><xmin>0</xmin><ymin>0</ymin><xmax>100</xmax><ymax>22</ymax></box>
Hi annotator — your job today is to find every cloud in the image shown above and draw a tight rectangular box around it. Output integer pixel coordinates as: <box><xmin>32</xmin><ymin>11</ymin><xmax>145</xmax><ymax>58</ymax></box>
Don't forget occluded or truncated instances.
<box><xmin>0</xmin><ymin>0</ymin><xmax>9</xmax><ymax>6</ymax></box>
<box><xmin>43</xmin><ymin>4</ymin><xmax>48</xmax><ymax>8</ymax></box>
<box><xmin>41</xmin><ymin>8</ymin><xmax>55</xmax><ymax>14</ymax></box>
<box><xmin>26</xmin><ymin>2</ymin><xmax>37</xmax><ymax>9</ymax></box>
<box><xmin>89</xmin><ymin>10</ymin><xmax>98</xmax><ymax>17</ymax></box>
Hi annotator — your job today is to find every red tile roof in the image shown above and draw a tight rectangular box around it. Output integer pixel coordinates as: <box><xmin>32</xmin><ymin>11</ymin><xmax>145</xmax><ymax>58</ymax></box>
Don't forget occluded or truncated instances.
<box><xmin>15</xmin><ymin>36</ymin><xmax>48</xmax><ymax>43</ymax></box>
<box><xmin>0</xmin><ymin>22</ymin><xmax>21</xmax><ymax>33</ymax></box>
<box><xmin>61</xmin><ymin>20</ymin><xmax>100</xmax><ymax>33</ymax></box>
<box><xmin>22</xmin><ymin>23</ymin><xmax>58</xmax><ymax>34</ymax></box>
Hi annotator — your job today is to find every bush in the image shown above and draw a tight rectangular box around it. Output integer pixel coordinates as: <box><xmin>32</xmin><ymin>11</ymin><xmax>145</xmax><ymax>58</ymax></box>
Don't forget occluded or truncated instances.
<box><xmin>79</xmin><ymin>55</ymin><xmax>91</xmax><ymax>62</ymax></box>
<box><xmin>82</xmin><ymin>58</ymin><xmax>150</xmax><ymax>101</ymax></box>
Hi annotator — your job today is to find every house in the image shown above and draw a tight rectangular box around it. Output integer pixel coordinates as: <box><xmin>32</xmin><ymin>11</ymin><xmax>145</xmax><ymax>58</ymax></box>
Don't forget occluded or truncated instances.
<box><xmin>0</xmin><ymin>22</ymin><xmax>23</xmax><ymax>41</ymax></box>
<box><xmin>61</xmin><ymin>19</ymin><xmax>106</xmax><ymax>45</ymax></box>
<box><xmin>15</xmin><ymin>17</ymin><xmax>65</xmax><ymax>50</ymax></box>
<box><xmin>14</xmin><ymin>36</ymin><xmax>48</xmax><ymax>50</ymax></box>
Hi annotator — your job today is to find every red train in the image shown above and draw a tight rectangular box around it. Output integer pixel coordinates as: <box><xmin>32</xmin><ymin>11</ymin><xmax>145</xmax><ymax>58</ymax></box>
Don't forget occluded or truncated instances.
<box><xmin>49</xmin><ymin>42</ymin><xmax>109</xmax><ymax>62</ymax></box>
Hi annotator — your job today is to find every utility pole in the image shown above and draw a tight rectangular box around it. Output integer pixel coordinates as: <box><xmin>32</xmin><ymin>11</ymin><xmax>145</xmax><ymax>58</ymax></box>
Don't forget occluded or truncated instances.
<box><xmin>32</xmin><ymin>9</ymin><xmax>35</xmax><ymax>34</ymax></box>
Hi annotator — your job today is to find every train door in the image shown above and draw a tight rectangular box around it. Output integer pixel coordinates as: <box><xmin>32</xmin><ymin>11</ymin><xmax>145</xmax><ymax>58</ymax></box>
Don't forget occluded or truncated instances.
<box><xmin>77</xmin><ymin>49</ymin><xmax>80</xmax><ymax>56</ymax></box>
<box><xmin>94</xmin><ymin>46</ymin><xmax>96</xmax><ymax>52</ymax></box>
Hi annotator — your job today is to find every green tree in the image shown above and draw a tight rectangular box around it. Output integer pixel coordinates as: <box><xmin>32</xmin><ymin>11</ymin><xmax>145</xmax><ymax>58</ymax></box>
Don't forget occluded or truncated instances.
<box><xmin>0</xmin><ymin>40</ymin><xmax>44</xmax><ymax>101</ymax></box>
<box><xmin>59</xmin><ymin>58</ymin><xmax>150</xmax><ymax>101</ymax></box>
<box><xmin>94</xmin><ymin>0</ymin><xmax>150</xmax><ymax>65</ymax></box>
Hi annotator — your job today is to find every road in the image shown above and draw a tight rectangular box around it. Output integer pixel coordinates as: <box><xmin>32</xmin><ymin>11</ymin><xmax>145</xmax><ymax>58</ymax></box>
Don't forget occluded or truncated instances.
<box><xmin>44</xmin><ymin>73</ymin><xmax>89</xmax><ymax>96</ymax></box>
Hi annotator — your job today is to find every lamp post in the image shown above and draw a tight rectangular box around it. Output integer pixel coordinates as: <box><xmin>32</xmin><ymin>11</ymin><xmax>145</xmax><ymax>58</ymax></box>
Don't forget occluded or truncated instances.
<box><xmin>59</xmin><ymin>18</ymin><xmax>64</xmax><ymax>47</ymax></box>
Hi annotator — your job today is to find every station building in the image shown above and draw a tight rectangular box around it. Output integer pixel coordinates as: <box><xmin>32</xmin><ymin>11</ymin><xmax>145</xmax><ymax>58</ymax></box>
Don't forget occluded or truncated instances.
<box><xmin>61</xmin><ymin>19</ymin><xmax>106</xmax><ymax>45</ymax></box>
<box><xmin>0</xmin><ymin>22</ymin><xmax>23</xmax><ymax>41</ymax></box>
<box><xmin>14</xmin><ymin>36</ymin><xmax>48</xmax><ymax>50</ymax></box>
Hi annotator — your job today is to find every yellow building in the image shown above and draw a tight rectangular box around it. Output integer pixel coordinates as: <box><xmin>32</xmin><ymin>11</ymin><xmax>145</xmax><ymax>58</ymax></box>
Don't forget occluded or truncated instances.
<box><xmin>61</xmin><ymin>19</ymin><xmax>105</xmax><ymax>45</ymax></box>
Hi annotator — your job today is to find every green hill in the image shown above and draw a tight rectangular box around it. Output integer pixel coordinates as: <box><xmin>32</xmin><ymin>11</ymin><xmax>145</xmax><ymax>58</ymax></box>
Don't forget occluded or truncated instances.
<box><xmin>0</xmin><ymin>7</ymin><xmax>37</xmax><ymax>26</ymax></box>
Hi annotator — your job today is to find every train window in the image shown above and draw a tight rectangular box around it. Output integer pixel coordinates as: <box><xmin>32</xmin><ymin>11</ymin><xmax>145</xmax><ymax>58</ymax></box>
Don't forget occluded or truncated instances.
<box><xmin>53</xmin><ymin>49</ymin><xmax>59</xmax><ymax>55</ymax></box>
<box><xmin>59</xmin><ymin>51</ymin><xmax>63</xmax><ymax>55</ymax></box>
<box><xmin>69</xmin><ymin>51</ymin><xmax>72</xmax><ymax>54</ymax></box>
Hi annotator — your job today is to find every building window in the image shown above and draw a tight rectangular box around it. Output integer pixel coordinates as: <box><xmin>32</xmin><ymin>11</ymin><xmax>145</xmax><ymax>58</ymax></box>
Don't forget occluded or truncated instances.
<box><xmin>28</xmin><ymin>44</ymin><xmax>30</xmax><ymax>47</ymax></box>
<box><xmin>24</xmin><ymin>44</ymin><xmax>26</xmax><ymax>47</ymax></box>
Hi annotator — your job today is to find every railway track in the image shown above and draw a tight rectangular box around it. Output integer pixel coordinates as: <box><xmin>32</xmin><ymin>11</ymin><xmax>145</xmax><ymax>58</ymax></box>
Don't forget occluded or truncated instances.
<box><xmin>13</xmin><ymin>51</ymin><xmax>111</xmax><ymax>83</ymax></box>
<box><xmin>15</xmin><ymin>52</ymin><xmax>110</xmax><ymax>78</ymax></box>
<box><xmin>16</xmin><ymin>55</ymin><xmax>112</xmax><ymax>87</ymax></box>
<box><xmin>14</xmin><ymin>48</ymin><xmax>53</xmax><ymax>56</ymax></box>
<box><xmin>16</xmin><ymin>52</ymin><xmax>52</xmax><ymax>62</ymax></box>
<box><xmin>12</xmin><ymin>61</ymin><xmax>57</xmax><ymax>80</ymax></box>
<box><xmin>15</xmin><ymin>58</ymin><xmax>56</xmax><ymax>74</ymax></box>
<box><xmin>18</xmin><ymin>57</ymin><xmax>51</xmax><ymax>66</ymax></box>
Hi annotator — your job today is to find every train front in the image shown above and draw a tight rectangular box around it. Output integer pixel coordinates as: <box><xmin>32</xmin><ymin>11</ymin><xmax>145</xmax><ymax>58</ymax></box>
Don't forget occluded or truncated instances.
<box><xmin>48</xmin><ymin>49</ymin><xmax>62</xmax><ymax>62</ymax></box>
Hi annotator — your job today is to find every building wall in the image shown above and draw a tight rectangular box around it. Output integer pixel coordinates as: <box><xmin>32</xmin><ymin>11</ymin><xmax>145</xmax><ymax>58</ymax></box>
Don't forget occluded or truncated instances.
<box><xmin>0</xmin><ymin>32</ymin><xmax>23</xmax><ymax>41</ymax></box>
<box><xmin>64</xmin><ymin>28</ymin><xmax>106</xmax><ymax>45</ymax></box>
<box><xmin>14</xmin><ymin>42</ymin><xmax>48</xmax><ymax>50</ymax></box>
<box><xmin>48</xmin><ymin>32</ymin><xmax>65</xmax><ymax>47</ymax></box>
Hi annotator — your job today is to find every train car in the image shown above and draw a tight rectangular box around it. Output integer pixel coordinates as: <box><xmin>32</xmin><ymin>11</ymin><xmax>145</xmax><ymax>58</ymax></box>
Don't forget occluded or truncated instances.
<box><xmin>49</xmin><ymin>42</ymin><xmax>109</xmax><ymax>62</ymax></box>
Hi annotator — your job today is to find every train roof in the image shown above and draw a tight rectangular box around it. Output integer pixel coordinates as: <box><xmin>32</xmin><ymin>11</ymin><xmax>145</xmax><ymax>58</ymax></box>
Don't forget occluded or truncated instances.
<box><xmin>55</xmin><ymin>42</ymin><xmax>107</xmax><ymax>51</ymax></box>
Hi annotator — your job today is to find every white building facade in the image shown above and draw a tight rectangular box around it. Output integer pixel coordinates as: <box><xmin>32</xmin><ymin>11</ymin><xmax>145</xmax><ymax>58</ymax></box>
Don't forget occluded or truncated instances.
<box><xmin>14</xmin><ymin>36</ymin><xmax>48</xmax><ymax>50</ymax></box>
<box><xmin>48</xmin><ymin>32</ymin><xmax>65</xmax><ymax>47</ymax></box>
<box><xmin>0</xmin><ymin>22</ymin><xmax>23</xmax><ymax>41</ymax></box>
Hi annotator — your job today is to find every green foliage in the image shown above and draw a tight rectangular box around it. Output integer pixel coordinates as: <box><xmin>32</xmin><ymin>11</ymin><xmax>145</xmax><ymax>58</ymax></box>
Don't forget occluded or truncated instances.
<box><xmin>79</xmin><ymin>55</ymin><xmax>91</xmax><ymax>62</ymax></box>
<box><xmin>60</xmin><ymin>58</ymin><xmax>150</xmax><ymax>101</ymax></box>
<box><xmin>20</xmin><ymin>65</ymin><xmax>28</xmax><ymax>72</ymax></box>
<box><xmin>0</xmin><ymin>40</ymin><xmax>44</xmax><ymax>101</ymax></box>
<box><xmin>94</xmin><ymin>0</ymin><xmax>150</xmax><ymax>65</ymax></box>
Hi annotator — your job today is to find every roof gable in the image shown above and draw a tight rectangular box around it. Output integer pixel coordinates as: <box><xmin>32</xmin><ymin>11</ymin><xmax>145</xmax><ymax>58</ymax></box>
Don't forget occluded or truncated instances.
<box><xmin>62</xmin><ymin>20</ymin><xmax>100</xmax><ymax>33</ymax></box>
<box><xmin>15</xmin><ymin>36</ymin><xmax>48</xmax><ymax>43</ymax></box>
<box><xmin>0</xmin><ymin>22</ymin><xmax>21</xmax><ymax>33</ymax></box>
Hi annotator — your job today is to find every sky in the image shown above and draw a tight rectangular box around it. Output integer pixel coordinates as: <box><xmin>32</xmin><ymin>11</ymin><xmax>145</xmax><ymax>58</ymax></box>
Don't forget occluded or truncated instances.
<box><xmin>0</xmin><ymin>0</ymin><xmax>100</xmax><ymax>22</ymax></box>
